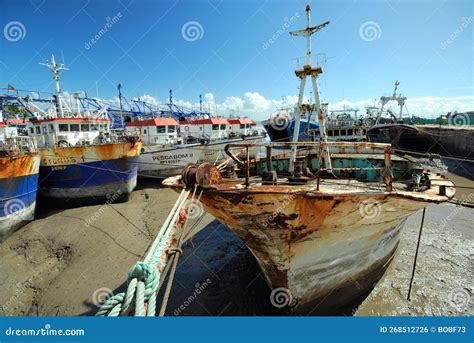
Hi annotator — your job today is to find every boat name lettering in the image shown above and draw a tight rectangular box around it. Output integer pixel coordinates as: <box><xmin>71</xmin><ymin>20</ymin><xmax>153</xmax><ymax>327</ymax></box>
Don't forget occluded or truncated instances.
<box><xmin>42</xmin><ymin>157</ymin><xmax>78</xmax><ymax>165</ymax></box>
<box><xmin>152</xmin><ymin>153</ymin><xmax>193</xmax><ymax>161</ymax></box>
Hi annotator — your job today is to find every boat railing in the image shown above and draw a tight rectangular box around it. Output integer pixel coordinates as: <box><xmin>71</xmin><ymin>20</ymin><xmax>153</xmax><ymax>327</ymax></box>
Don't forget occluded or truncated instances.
<box><xmin>224</xmin><ymin>141</ymin><xmax>393</xmax><ymax>191</ymax></box>
<box><xmin>1</xmin><ymin>136</ymin><xmax>38</xmax><ymax>156</ymax></box>
<box><xmin>293</xmin><ymin>53</ymin><xmax>326</xmax><ymax>71</ymax></box>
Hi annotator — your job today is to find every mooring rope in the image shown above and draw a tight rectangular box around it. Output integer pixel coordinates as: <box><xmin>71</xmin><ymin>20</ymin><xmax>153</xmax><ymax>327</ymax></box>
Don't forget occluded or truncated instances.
<box><xmin>95</xmin><ymin>188</ymin><xmax>191</xmax><ymax>317</ymax></box>
<box><xmin>158</xmin><ymin>187</ymin><xmax>203</xmax><ymax>316</ymax></box>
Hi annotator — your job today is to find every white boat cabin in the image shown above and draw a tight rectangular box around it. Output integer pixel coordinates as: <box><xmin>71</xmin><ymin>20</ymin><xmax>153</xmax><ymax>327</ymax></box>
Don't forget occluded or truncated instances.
<box><xmin>26</xmin><ymin>118</ymin><xmax>111</xmax><ymax>148</ymax></box>
<box><xmin>228</xmin><ymin>118</ymin><xmax>256</xmax><ymax>137</ymax></box>
<box><xmin>180</xmin><ymin>118</ymin><xmax>230</xmax><ymax>141</ymax></box>
<box><xmin>0</xmin><ymin>122</ymin><xmax>5</xmax><ymax>144</ymax></box>
<box><xmin>0</xmin><ymin>120</ymin><xmax>25</xmax><ymax>144</ymax></box>
<box><xmin>125</xmin><ymin>118</ymin><xmax>180</xmax><ymax>146</ymax></box>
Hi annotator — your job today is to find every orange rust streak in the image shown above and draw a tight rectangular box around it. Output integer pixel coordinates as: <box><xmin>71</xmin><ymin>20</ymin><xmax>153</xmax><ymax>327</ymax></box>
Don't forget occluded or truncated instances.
<box><xmin>95</xmin><ymin>142</ymin><xmax>142</xmax><ymax>160</ymax></box>
<box><xmin>40</xmin><ymin>141</ymin><xmax>142</xmax><ymax>164</ymax></box>
<box><xmin>0</xmin><ymin>155</ymin><xmax>38</xmax><ymax>178</ymax></box>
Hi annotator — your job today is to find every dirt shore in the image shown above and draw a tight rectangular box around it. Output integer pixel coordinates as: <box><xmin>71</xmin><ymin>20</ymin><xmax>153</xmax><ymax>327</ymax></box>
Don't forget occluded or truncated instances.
<box><xmin>0</xmin><ymin>182</ymin><xmax>212</xmax><ymax>316</ymax></box>
<box><xmin>356</xmin><ymin>202</ymin><xmax>473</xmax><ymax>316</ymax></box>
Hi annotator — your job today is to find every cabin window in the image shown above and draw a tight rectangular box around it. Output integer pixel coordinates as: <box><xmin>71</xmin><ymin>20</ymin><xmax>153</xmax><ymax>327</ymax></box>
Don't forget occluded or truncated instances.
<box><xmin>91</xmin><ymin>124</ymin><xmax>99</xmax><ymax>131</ymax></box>
<box><xmin>100</xmin><ymin>124</ymin><xmax>107</xmax><ymax>131</ymax></box>
<box><xmin>246</xmin><ymin>124</ymin><xmax>250</xmax><ymax>128</ymax></box>
<box><xmin>81</xmin><ymin>124</ymin><xmax>90</xmax><ymax>131</ymax></box>
<box><xmin>168</xmin><ymin>125</ymin><xmax>176</xmax><ymax>133</ymax></box>
<box><xmin>70</xmin><ymin>124</ymin><xmax>80</xmax><ymax>132</ymax></box>
<box><xmin>156</xmin><ymin>126</ymin><xmax>166</xmax><ymax>134</ymax></box>
<box><xmin>240</xmin><ymin>124</ymin><xmax>245</xmax><ymax>129</ymax></box>
<box><xmin>144</xmin><ymin>129</ymin><xmax>147</xmax><ymax>134</ymax></box>
<box><xmin>59</xmin><ymin>124</ymin><xmax>69</xmax><ymax>132</ymax></box>
<box><xmin>220</xmin><ymin>124</ymin><xmax>226</xmax><ymax>130</ymax></box>
<box><xmin>29</xmin><ymin>127</ymin><xmax>34</xmax><ymax>134</ymax></box>
<box><xmin>348</xmin><ymin>129</ymin><xmax>353</xmax><ymax>136</ymax></box>
<box><xmin>212</xmin><ymin>124</ymin><xmax>219</xmax><ymax>130</ymax></box>
<box><xmin>328</xmin><ymin>130</ymin><xmax>334</xmax><ymax>137</ymax></box>
<box><xmin>35</xmin><ymin>126</ymin><xmax>41</xmax><ymax>134</ymax></box>
<box><xmin>48</xmin><ymin>124</ymin><xmax>55</xmax><ymax>133</ymax></box>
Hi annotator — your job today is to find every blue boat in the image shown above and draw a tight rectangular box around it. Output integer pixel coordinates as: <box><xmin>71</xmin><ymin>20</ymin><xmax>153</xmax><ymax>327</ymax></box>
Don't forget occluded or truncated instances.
<box><xmin>262</xmin><ymin>114</ymin><xmax>319</xmax><ymax>142</ymax></box>
<box><xmin>0</xmin><ymin>127</ymin><xmax>40</xmax><ymax>241</ymax></box>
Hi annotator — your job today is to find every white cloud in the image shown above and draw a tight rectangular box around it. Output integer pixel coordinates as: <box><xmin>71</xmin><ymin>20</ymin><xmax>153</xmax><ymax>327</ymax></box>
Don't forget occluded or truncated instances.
<box><xmin>60</xmin><ymin>90</ymin><xmax>474</xmax><ymax>122</ymax></box>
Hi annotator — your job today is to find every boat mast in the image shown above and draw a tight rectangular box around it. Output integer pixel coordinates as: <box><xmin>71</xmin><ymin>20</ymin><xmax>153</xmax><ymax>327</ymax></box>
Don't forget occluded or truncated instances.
<box><xmin>378</xmin><ymin>80</ymin><xmax>407</xmax><ymax>123</ymax></box>
<box><xmin>117</xmin><ymin>83</ymin><xmax>124</xmax><ymax>124</ymax></box>
<box><xmin>39</xmin><ymin>54</ymin><xmax>68</xmax><ymax>118</ymax></box>
<box><xmin>169</xmin><ymin>89</ymin><xmax>173</xmax><ymax>113</ymax></box>
<box><xmin>289</xmin><ymin>4</ymin><xmax>332</xmax><ymax>173</ymax></box>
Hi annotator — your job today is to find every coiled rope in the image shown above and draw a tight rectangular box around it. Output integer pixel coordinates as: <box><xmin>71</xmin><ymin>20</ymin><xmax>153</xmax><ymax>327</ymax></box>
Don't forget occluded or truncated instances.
<box><xmin>96</xmin><ymin>187</ymin><xmax>193</xmax><ymax>316</ymax></box>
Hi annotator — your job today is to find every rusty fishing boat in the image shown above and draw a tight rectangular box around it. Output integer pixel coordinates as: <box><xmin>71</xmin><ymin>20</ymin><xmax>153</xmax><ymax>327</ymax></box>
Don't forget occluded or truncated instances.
<box><xmin>6</xmin><ymin>55</ymin><xmax>142</xmax><ymax>206</ymax></box>
<box><xmin>163</xmin><ymin>5</ymin><xmax>456</xmax><ymax>313</ymax></box>
<box><xmin>0</xmin><ymin>121</ymin><xmax>40</xmax><ymax>241</ymax></box>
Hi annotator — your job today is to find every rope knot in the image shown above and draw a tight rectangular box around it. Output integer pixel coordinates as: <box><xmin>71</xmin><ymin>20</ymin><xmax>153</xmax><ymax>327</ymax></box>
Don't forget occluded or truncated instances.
<box><xmin>128</xmin><ymin>262</ymin><xmax>156</xmax><ymax>284</ymax></box>
<box><xmin>167</xmin><ymin>247</ymin><xmax>183</xmax><ymax>256</ymax></box>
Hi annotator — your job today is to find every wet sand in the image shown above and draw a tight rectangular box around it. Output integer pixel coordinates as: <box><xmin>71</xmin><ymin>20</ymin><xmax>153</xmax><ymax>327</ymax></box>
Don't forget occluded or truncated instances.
<box><xmin>356</xmin><ymin>203</ymin><xmax>473</xmax><ymax>316</ymax></box>
<box><xmin>0</xmin><ymin>180</ymin><xmax>216</xmax><ymax>316</ymax></box>
<box><xmin>0</xmin><ymin>176</ymin><xmax>472</xmax><ymax>316</ymax></box>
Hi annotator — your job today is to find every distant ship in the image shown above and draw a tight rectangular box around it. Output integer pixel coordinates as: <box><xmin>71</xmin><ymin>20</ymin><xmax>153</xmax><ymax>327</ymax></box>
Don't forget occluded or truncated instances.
<box><xmin>263</xmin><ymin>106</ymin><xmax>369</xmax><ymax>142</ymax></box>
<box><xmin>367</xmin><ymin>82</ymin><xmax>474</xmax><ymax>178</ymax></box>
<box><xmin>262</xmin><ymin>107</ymin><xmax>319</xmax><ymax>142</ymax></box>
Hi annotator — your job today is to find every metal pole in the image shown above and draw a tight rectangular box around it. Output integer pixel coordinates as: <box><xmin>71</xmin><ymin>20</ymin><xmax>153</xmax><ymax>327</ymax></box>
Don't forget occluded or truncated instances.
<box><xmin>384</xmin><ymin>146</ymin><xmax>392</xmax><ymax>192</ymax></box>
<box><xmin>266</xmin><ymin>146</ymin><xmax>272</xmax><ymax>172</ymax></box>
<box><xmin>118</xmin><ymin>84</ymin><xmax>123</xmax><ymax>128</ymax></box>
<box><xmin>289</xmin><ymin>76</ymin><xmax>306</xmax><ymax>173</ymax></box>
<box><xmin>311</xmin><ymin>73</ymin><xmax>332</xmax><ymax>171</ymax></box>
<box><xmin>407</xmin><ymin>207</ymin><xmax>426</xmax><ymax>301</ymax></box>
<box><xmin>306</xmin><ymin>5</ymin><xmax>311</xmax><ymax>66</ymax></box>
<box><xmin>245</xmin><ymin>146</ymin><xmax>250</xmax><ymax>187</ymax></box>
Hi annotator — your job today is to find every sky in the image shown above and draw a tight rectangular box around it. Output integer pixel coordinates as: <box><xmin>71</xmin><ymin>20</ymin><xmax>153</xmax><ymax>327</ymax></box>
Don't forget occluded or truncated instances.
<box><xmin>0</xmin><ymin>0</ymin><xmax>473</xmax><ymax>121</ymax></box>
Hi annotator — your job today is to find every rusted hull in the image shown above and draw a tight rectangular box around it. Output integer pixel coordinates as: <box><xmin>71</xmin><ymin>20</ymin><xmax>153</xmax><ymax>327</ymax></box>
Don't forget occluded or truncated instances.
<box><xmin>0</xmin><ymin>154</ymin><xmax>41</xmax><ymax>241</ymax></box>
<box><xmin>188</xmin><ymin>190</ymin><xmax>429</xmax><ymax>312</ymax></box>
<box><xmin>38</xmin><ymin>140</ymin><xmax>141</xmax><ymax>206</ymax></box>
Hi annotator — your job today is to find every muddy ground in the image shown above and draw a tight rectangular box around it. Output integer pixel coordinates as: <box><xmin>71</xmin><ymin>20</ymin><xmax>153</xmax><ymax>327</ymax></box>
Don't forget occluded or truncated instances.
<box><xmin>0</xmin><ymin>177</ymin><xmax>472</xmax><ymax>316</ymax></box>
